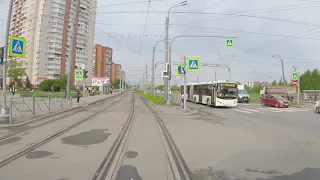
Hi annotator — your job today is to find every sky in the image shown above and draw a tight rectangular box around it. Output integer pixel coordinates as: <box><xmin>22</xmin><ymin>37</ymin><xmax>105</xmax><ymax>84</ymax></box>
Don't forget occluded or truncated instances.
<box><xmin>1</xmin><ymin>0</ymin><xmax>320</xmax><ymax>86</ymax></box>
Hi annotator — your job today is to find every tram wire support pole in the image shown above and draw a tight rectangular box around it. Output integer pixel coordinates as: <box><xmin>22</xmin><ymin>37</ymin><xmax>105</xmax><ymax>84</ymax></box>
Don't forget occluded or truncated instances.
<box><xmin>1</xmin><ymin>0</ymin><xmax>14</xmax><ymax>120</ymax></box>
<box><xmin>183</xmin><ymin>56</ymin><xmax>187</xmax><ymax>111</ymax></box>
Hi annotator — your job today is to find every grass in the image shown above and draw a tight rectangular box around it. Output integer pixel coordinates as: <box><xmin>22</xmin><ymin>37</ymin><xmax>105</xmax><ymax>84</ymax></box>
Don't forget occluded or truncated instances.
<box><xmin>134</xmin><ymin>90</ymin><xmax>174</xmax><ymax>105</ymax></box>
<box><xmin>249</xmin><ymin>93</ymin><xmax>261</xmax><ymax>103</ymax></box>
<box><xmin>18</xmin><ymin>90</ymin><xmax>78</xmax><ymax>98</ymax></box>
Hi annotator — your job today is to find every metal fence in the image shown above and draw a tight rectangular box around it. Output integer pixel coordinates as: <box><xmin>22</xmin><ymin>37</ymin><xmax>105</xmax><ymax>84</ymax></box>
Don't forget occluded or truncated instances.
<box><xmin>154</xmin><ymin>92</ymin><xmax>181</xmax><ymax>105</ymax></box>
<box><xmin>8</xmin><ymin>95</ymin><xmax>69</xmax><ymax>121</ymax></box>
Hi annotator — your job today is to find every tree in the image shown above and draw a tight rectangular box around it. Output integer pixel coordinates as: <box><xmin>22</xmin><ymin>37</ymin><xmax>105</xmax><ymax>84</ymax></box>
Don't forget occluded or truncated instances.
<box><xmin>58</xmin><ymin>73</ymin><xmax>67</xmax><ymax>90</ymax></box>
<box><xmin>171</xmin><ymin>85</ymin><xmax>179</xmax><ymax>91</ymax></box>
<box><xmin>236</xmin><ymin>81</ymin><xmax>241</xmax><ymax>85</ymax></box>
<box><xmin>8</xmin><ymin>60</ymin><xmax>26</xmax><ymax>87</ymax></box>
<box><xmin>155</xmin><ymin>84</ymin><xmax>164</xmax><ymax>90</ymax></box>
<box><xmin>112</xmin><ymin>79</ymin><xmax>126</xmax><ymax>89</ymax></box>
<box><xmin>39</xmin><ymin>79</ymin><xmax>62</xmax><ymax>91</ymax></box>
<box><xmin>271</xmin><ymin>80</ymin><xmax>277</xmax><ymax>85</ymax></box>
<box><xmin>25</xmin><ymin>76</ymin><xmax>31</xmax><ymax>88</ymax></box>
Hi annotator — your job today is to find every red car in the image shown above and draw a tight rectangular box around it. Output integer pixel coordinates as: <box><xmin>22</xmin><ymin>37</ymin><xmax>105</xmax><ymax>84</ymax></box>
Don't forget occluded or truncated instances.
<box><xmin>261</xmin><ymin>94</ymin><xmax>289</xmax><ymax>108</ymax></box>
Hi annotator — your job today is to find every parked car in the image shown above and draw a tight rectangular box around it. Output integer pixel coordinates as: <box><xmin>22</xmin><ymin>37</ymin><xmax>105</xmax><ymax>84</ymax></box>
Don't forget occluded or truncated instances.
<box><xmin>261</xmin><ymin>94</ymin><xmax>289</xmax><ymax>108</ymax></box>
<box><xmin>314</xmin><ymin>100</ymin><xmax>320</xmax><ymax>113</ymax></box>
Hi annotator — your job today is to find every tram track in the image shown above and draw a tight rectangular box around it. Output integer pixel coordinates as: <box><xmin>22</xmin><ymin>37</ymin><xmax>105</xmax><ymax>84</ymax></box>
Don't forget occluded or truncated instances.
<box><xmin>0</xmin><ymin>93</ymin><xmax>127</xmax><ymax>168</ymax></box>
<box><xmin>92</xmin><ymin>93</ymin><xmax>193</xmax><ymax>180</ymax></box>
<box><xmin>0</xmin><ymin>93</ymin><xmax>124</xmax><ymax>142</ymax></box>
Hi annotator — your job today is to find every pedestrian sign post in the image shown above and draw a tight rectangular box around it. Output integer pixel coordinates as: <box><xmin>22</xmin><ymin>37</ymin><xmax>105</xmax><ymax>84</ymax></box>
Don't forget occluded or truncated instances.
<box><xmin>9</xmin><ymin>36</ymin><xmax>26</xmax><ymax>58</ymax></box>
<box><xmin>225</xmin><ymin>38</ymin><xmax>234</xmax><ymax>48</ymax></box>
<box><xmin>176</xmin><ymin>66</ymin><xmax>185</xmax><ymax>76</ymax></box>
<box><xmin>187</xmin><ymin>58</ymin><xmax>200</xmax><ymax>72</ymax></box>
<box><xmin>292</xmin><ymin>72</ymin><xmax>298</xmax><ymax>81</ymax></box>
<box><xmin>75</xmin><ymin>69</ymin><xmax>83</xmax><ymax>81</ymax></box>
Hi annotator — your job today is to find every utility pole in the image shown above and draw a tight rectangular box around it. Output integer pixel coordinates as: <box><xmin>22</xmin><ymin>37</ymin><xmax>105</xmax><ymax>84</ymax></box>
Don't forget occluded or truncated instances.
<box><xmin>119</xmin><ymin>65</ymin><xmax>122</xmax><ymax>93</ymax></box>
<box><xmin>145</xmin><ymin>64</ymin><xmax>147</xmax><ymax>93</ymax></box>
<box><xmin>67</xmin><ymin>0</ymin><xmax>79</xmax><ymax>101</ymax></box>
<box><xmin>1</xmin><ymin>0</ymin><xmax>13</xmax><ymax>119</ymax></box>
<box><xmin>142</xmin><ymin>73</ymin><xmax>145</xmax><ymax>93</ymax></box>
<box><xmin>164</xmin><ymin>17</ymin><xmax>169</xmax><ymax>101</ymax></box>
<box><xmin>151</xmin><ymin>46</ymin><xmax>155</xmax><ymax>95</ymax></box>
<box><xmin>280</xmin><ymin>56</ymin><xmax>288</xmax><ymax>95</ymax></box>
<box><xmin>183</xmin><ymin>56</ymin><xmax>187</xmax><ymax>111</ymax></box>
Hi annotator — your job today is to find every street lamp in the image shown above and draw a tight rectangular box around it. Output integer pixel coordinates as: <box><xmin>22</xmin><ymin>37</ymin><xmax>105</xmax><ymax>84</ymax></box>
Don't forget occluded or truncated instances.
<box><xmin>167</xmin><ymin>35</ymin><xmax>237</xmax><ymax>105</ymax></box>
<box><xmin>271</xmin><ymin>55</ymin><xmax>287</xmax><ymax>95</ymax></box>
<box><xmin>151</xmin><ymin>39</ymin><xmax>165</xmax><ymax>96</ymax></box>
<box><xmin>164</xmin><ymin>0</ymin><xmax>187</xmax><ymax>102</ymax></box>
<box><xmin>202</xmin><ymin>63</ymin><xmax>231</xmax><ymax>81</ymax></box>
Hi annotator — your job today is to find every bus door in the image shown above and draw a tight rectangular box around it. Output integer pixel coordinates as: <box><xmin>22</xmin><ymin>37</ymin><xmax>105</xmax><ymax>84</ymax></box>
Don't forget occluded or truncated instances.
<box><xmin>209</xmin><ymin>84</ymin><xmax>214</xmax><ymax>105</ymax></box>
<box><xmin>199</xmin><ymin>85</ymin><xmax>203</xmax><ymax>103</ymax></box>
<box><xmin>213</xmin><ymin>84</ymin><xmax>217</xmax><ymax>106</ymax></box>
<box><xmin>190</xmin><ymin>85</ymin><xmax>194</xmax><ymax>101</ymax></box>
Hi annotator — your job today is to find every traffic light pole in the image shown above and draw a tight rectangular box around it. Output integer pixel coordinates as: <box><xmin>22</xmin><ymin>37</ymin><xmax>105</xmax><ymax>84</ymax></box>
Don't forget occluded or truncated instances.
<box><xmin>1</xmin><ymin>0</ymin><xmax>14</xmax><ymax>119</ymax></box>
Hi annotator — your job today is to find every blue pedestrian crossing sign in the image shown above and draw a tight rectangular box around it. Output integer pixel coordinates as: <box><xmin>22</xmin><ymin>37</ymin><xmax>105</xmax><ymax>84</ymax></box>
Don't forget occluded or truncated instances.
<box><xmin>187</xmin><ymin>58</ymin><xmax>200</xmax><ymax>72</ymax></box>
<box><xmin>9</xmin><ymin>36</ymin><xmax>26</xmax><ymax>57</ymax></box>
<box><xmin>75</xmin><ymin>69</ymin><xmax>83</xmax><ymax>81</ymax></box>
<box><xmin>225</xmin><ymin>38</ymin><xmax>234</xmax><ymax>48</ymax></box>
<box><xmin>292</xmin><ymin>72</ymin><xmax>298</xmax><ymax>80</ymax></box>
<box><xmin>176</xmin><ymin>66</ymin><xmax>185</xmax><ymax>76</ymax></box>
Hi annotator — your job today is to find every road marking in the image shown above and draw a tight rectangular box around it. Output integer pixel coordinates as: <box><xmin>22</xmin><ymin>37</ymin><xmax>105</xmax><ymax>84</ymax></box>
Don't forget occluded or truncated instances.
<box><xmin>241</xmin><ymin>108</ymin><xmax>262</xmax><ymax>113</ymax></box>
<box><xmin>256</xmin><ymin>108</ymin><xmax>283</xmax><ymax>113</ymax></box>
<box><xmin>232</xmin><ymin>109</ymin><xmax>252</xmax><ymax>113</ymax></box>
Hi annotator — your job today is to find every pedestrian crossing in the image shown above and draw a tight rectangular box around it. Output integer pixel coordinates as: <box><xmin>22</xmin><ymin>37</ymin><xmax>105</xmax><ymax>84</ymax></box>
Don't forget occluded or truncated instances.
<box><xmin>232</xmin><ymin>107</ymin><xmax>312</xmax><ymax>114</ymax></box>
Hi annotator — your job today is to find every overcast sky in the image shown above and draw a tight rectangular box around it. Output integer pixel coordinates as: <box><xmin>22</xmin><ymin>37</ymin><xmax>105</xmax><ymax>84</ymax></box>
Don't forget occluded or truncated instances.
<box><xmin>1</xmin><ymin>0</ymin><xmax>320</xmax><ymax>86</ymax></box>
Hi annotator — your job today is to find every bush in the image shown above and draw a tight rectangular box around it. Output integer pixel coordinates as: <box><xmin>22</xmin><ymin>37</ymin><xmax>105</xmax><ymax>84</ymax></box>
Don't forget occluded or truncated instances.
<box><xmin>39</xmin><ymin>79</ymin><xmax>62</xmax><ymax>91</ymax></box>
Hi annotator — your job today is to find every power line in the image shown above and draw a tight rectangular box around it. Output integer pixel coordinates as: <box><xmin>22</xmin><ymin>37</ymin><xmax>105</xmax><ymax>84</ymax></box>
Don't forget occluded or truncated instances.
<box><xmin>177</xmin><ymin>3</ymin><xmax>320</xmax><ymax>25</ymax></box>
<box><xmin>171</xmin><ymin>24</ymin><xmax>320</xmax><ymax>41</ymax></box>
<box><xmin>96</xmin><ymin>22</ymin><xmax>164</xmax><ymax>26</ymax></box>
<box><xmin>96</xmin><ymin>11</ymin><xmax>320</xmax><ymax>27</ymax></box>
<box><xmin>140</xmin><ymin>0</ymin><xmax>151</xmax><ymax>53</ymax></box>
<box><xmin>173</xmin><ymin>0</ymin><xmax>229</xmax><ymax>23</ymax></box>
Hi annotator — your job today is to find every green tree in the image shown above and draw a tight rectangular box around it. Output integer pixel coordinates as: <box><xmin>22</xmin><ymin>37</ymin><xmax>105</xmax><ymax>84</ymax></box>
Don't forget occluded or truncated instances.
<box><xmin>8</xmin><ymin>60</ymin><xmax>26</xmax><ymax>87</ymax></box>
<box><xmin>112</xmin><ymin>79</ymin><xmax>126</xmax><ymax>89</ymax></box>
<box><xmin>39</xmin><ymin>79</ymin><xmax>62</xmax><ymax>91</ymax></box>
<box><xmin>58</xmin><ymin>73</ymin><xmax>67</xmax><ymax>90</ymax></box>
<box><xmin>271</xmin><ymin>80</ymin><xmax>277</xmax><ymax>85</ymax></box>
<box><xmin>171</xmin><ymin>84</ymin><xmax>179</xmax><ymax>91</ymax></box>
<box><xmin>155</xmin><ymin>84</ymin><xmax>164</xmax><ymax>90</ymax></box>
<box><xmin>236</xmin><ymin>81</ymin><xmax>241</xmax><ymax>85</ymax></box>
<box><xmin>25</xmin><ymin>76</ymin><xmax>31</xmax><ymax>88</ymax></box>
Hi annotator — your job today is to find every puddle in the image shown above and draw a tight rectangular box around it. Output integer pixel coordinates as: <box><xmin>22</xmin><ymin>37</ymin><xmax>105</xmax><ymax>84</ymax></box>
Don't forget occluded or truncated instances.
<box><xmin>257</xmin><ymin>167</ymin><xmax>320</xmax><ymax>180</ymax></box>
<box><xmin>61</xmin><ymin>129</ymin><xmax>111</xmax><ymax>146</ymax></box>
<box><xmin>26</xmin><ymin>151</ymin><xmax>54</xmax><ymax>159</ymax></box>
<box><xmin>125</xmin><ymin>151</ymin><xmax>138</xmax><ymax>158</ymax></box>
<box><xmin>0</xmin><ymin>136</ymin><xmax>22</xmax><ymax>146</ymax></box>
<box><xmin>246</xmin><ymin>168</ymin><xmax>282</xmax><ymax>176</ymax></box>
<box><xmin>115</xmin><ymin>165</ymin><xmax>142</xmax><ymax>180</ymax></box>
<box><xmin>57</xmin><ymin>178</ymin><xmax>69</xmax><ymax>180</ymax></box>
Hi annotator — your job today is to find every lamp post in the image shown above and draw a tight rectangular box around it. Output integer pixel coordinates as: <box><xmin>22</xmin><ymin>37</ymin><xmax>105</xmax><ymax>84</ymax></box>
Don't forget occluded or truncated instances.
<box><xmin>164</xmin><ymin>1</ymin><xmax>187</xmax><ymax>102</ymax></box>
<box><xmin>151</xmin><ymin>39</ymin><xmax>165</xmax><ymax>96</ymax></box>
<box><xmin>272</xmin><ymin>55</ymin><xmax>288</xmax><ymax>95</ymax></box>
<box><xmin>202</xmin><ymin>63</ymin><xmax>231</xmax><ymax>81</ymax></box>
<box><xmin>167</xmin><ymin>35</ymin><xmax>237</xmax><ymax>105</ymax></box>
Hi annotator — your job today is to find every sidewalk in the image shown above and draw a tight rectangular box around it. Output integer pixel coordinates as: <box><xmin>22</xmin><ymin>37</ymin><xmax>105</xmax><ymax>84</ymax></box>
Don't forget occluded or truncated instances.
<box><xmin>0</xmin><ymin>92</ymin><xmax>120</xmax><ymax>126</ymax></box>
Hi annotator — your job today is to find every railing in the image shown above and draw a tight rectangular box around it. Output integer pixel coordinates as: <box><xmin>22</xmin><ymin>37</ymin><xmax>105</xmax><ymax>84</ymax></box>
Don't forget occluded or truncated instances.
<box><xmin>154</xmin><ymin>91</ymin><xmax>181</xmax><ymax>105</ymax></box>
<box><xmin>8</xmin><ymin>95</ymin><xmax>69</xmax><ymax>122</ymax></box>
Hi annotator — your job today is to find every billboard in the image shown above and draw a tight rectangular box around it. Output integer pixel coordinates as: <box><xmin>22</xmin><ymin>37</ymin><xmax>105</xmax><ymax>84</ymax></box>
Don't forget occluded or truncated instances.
<box><xmin>92</xmin><ymin>77</ymin><xmax>110</xmax><ymax>86</ymax></box>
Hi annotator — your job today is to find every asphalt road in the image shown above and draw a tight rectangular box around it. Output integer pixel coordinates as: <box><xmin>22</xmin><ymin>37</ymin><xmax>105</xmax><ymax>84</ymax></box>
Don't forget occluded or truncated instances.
<box><xmin>159</xmin><ymin>101</ymin><xmax>320</xmax><ymax>180</ymax></box>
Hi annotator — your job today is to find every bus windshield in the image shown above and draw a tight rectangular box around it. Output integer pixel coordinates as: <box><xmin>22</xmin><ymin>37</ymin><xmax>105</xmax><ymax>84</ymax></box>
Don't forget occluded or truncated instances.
<box><xmin>217</xmin><ymin>83</ymin><xmax>238</xmax><ymax>99</ymax></box>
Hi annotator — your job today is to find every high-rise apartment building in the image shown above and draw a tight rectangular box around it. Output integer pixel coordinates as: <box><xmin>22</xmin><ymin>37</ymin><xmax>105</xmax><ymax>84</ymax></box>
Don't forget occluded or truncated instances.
<box><xmin>9</xmin><ymin>0</ymin><xmax>97</xmax><ymax>86</ymax></box>
<box><xmin>111</xmin><ymin>62</ymin><xmax>121</xmax><ymax>83</ymax></box>
<box><xmin>93</xmin><ymin>45</ymin><xmax>113</xmax><ymax>79</ymax></box>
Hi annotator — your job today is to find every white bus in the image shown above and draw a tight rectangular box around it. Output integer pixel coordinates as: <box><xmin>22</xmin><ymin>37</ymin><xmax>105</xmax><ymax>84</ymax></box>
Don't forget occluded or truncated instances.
<box><xmin>180</xmin><ymin>81</ymin><xmax>238</xmax><ymax>107</ymax></box>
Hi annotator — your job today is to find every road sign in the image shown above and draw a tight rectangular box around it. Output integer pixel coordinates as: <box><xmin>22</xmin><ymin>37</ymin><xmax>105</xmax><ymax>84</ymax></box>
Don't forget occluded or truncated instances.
<box><xmin>75</xmin><ymin>69</ymin><xmax>83</xmax><ymax>81</ymax></box>
<box><xmin>9</xmin><ymin>36</ymin><xmax>26</xmax><ymax>57</ymax></box>
<box><xmin>225</xmin><ymin>38</ymin><xmax>234</xmax><ymax>48</ymax></box>
<box><xmin>187</xmin><ymin>58</ymin><xmax>200</xmax><ymax>72</ymax></box>
<box><xmin>176</xmin><ymin>66</ymin><xmax>185</xmax><ymax>76</ymax></box>
<box><xmin>292</xmin><ymin>72</ymin><xmax>298</xmax><ymax>80</ymax></box>
<box><xmin>293</xmin><ymin>80</ymin><xmax>297</xmax><ymax>87</ymax></box>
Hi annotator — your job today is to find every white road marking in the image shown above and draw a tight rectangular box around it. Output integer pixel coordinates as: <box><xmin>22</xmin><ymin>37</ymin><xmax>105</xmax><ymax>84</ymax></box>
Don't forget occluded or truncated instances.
<box><xmin>232</xmin><ymin>109</ymin><xmax>252</xmax><ymax>113</ymax></box>
<box><xmin>241</xmin><ymin>108</ymin><xmax>262</xmax><ymax>113</ymax></box>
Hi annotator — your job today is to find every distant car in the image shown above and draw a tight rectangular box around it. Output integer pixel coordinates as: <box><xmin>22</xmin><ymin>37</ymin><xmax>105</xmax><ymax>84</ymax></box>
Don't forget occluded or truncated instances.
<box><xmin>261</xmin><ymin>94</ymin><xmax>289</xmax><ymax>108</ymax></box>
<box><xmin>314</xmin><ymin>100</ymin><xmax>320</xmax><ymax>113</ymax></box>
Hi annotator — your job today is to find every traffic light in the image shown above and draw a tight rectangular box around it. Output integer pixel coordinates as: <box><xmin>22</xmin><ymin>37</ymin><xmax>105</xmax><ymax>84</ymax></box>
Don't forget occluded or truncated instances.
<box><xmin>83</xmin><ymin>70</ymin><xmax>88</xmax><ymax>78</ymax></box>
<box><xmin>0</xmin><ymin>47</ymin><xmax>4</xmax><ymax>64</ymax></box>
<box><xmin>299</xmin><ymin>75</ymin><xmax>302</xmax><ymax>84</ymax></box>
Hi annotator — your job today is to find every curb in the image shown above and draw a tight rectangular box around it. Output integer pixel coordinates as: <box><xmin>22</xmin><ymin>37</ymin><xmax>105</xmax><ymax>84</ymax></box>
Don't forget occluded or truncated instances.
<box><xmin>149</xmin><ymin>100</ymin><xmax>198</xmax><ymax>115</ymax></box>
<box><xmin>0</xmin><ymin>93</ymin><xmax>122</xmax><ymax>127</ymax></box>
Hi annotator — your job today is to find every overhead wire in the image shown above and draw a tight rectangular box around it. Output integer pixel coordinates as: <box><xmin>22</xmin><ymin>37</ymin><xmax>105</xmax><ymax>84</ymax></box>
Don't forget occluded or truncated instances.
<box><xmin>140</xmin><ymin>0</ymin><xmax>151</xmax><ymax>53</ymax></box>
<box><xmin>96</xmin><ymin>11</ymin><xmax>320</xmax><ymax>27</ymax></box>
<box><xmin>177</xmin><ymin>3</ymin><xmax>320</xmax><ymax>25</ymax></box>
<box><xmin>173</xmin><ymin>0</ymin><xmax>229</xmax><ymax>23</ymax></box>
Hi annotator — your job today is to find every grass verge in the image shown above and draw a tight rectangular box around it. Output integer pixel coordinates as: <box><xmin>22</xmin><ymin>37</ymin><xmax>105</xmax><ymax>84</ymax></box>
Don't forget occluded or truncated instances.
<box><xmin>133</xmin><ymin>90</ymin><xmax>180</xmax><ymax>105</ymax></box>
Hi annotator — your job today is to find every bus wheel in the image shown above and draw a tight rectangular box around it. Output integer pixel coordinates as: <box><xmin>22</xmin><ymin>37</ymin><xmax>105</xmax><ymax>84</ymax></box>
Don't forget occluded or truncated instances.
<box><xmin>207</xmin><ymin>99</ymin><xmax>210</xmax><ymax>106</ymax></box>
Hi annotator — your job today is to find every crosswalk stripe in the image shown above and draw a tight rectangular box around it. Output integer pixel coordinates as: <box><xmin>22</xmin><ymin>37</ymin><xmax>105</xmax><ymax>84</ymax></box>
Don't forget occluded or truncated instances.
<box><xmin>256</xmin><ymin>108</ymin><xmax>283</xmax><ymax>113</ymax></box>
<box><xmin>241</xmin><ymin>108</ymin><xmax>262</xmax><ymax>113</ymax></box>
<box><xmin>232</xmin><ymin>109</ymin><xmax>252</xmax><ymax>113</ymax></box>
